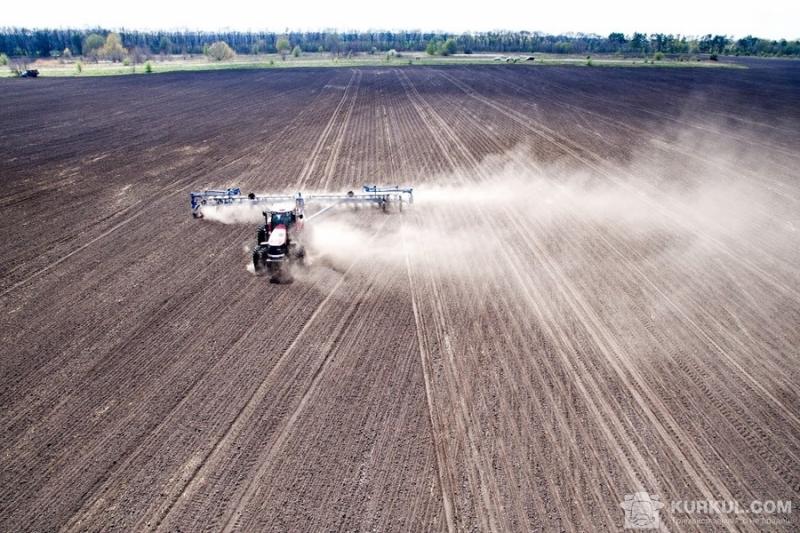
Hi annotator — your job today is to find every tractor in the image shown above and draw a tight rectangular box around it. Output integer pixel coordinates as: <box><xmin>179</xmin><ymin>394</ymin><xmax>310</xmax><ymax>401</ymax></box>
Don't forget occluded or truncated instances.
<box><xmin>252</xmin><ymin>208</ymin><xmax>306</xmax><ymax>282</ymax></box>
<box><xmin>190</xmin><ymin>185</ymin><xmax>413</xmax><ymax>283</ymax></box>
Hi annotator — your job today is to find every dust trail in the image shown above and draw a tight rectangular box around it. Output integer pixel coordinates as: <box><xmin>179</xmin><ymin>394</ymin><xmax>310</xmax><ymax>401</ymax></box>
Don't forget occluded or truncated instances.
<box><xmin>203</xmin><ymin>135</ymin><xmax>798</xmax><ymax>287</ymax></box>
<box><xmin>306</xmin><ymin>214</ymin><xmax>492</xmax><ymax>280</ymax></box>
<box><xmin>303</xmin><ymin>168</ymin><xmax>756</xmax><ymax>278</ymax></box>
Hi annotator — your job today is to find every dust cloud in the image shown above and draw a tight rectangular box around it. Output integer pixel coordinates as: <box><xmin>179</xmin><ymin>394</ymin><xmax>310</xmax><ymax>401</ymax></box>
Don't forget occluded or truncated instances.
<box><xmin>307</xmin><ymin>161</ymin><xmax>782</xmax><ymax>279</ymax></box>
<box><xmin>203</xmin><ymin>131</ymin><xmax>797</xmax><ymax>288</ymax></box>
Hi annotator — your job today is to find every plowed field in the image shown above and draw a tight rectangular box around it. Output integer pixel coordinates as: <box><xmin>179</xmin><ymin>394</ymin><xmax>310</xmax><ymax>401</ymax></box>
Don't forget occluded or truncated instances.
<box><xmin>2</xmin><ymin>62</ymin><xmax>799</xmax><ymax>531</ymax></box>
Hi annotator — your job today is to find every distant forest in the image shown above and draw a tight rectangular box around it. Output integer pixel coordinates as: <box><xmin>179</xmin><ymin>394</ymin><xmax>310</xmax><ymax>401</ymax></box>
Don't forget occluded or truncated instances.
<box><xmin>1</xmin><ymin>28</ymin><xmax>798</xmax><ymax>58</ymax></box>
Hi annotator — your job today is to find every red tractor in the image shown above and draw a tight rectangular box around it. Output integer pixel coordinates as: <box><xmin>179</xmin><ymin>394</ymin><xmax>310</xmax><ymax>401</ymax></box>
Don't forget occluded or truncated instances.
<box><xmin>252</xmin><ymin>208</ymin><xmax>306</xmax><ymax>282</ymax></box>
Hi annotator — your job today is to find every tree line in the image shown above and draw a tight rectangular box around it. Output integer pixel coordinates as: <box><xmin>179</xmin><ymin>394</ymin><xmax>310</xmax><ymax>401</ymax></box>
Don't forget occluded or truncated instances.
<box><xmin>1</xmin><ymin>28</ymin><xmax>798</xmax><ymax>58</ymax></box>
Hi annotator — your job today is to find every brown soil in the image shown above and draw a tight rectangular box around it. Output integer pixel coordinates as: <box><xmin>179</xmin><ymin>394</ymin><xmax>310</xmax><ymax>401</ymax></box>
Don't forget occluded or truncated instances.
<box><xmin>1</xmin><ymin>63</ymin><xmax>799</xmax><ymax>532</ymax></box>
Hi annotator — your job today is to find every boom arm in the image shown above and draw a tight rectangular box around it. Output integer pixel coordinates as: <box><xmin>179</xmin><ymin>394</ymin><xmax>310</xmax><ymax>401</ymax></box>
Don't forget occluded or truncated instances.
<box><xmin>190</xmin><ymin>185</ymin><xmax>413</xmax><ymax>218</ymax></box>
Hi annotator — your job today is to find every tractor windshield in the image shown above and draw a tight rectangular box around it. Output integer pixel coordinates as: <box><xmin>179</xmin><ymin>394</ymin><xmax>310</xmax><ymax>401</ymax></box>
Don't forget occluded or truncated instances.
<box><xmin>271</xmin><ymin>212</ymin><xmax>294</xmax><ymax>227</ymax></box>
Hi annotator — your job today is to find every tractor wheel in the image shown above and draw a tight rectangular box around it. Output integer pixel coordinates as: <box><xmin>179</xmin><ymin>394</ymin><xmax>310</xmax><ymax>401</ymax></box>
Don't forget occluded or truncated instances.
<box><xmin>294</xmin><ymin>245</ymin><xmax>306</xmax><ymax>266</ymax></box>
<box><xmin>257</xmin><ymin>225</ymin><xmax>267</xmax><ymax>245</ymax></box>
<box><xmin>269</xmin><ymin>263</ymin><xmax>292</xmax><ymax>284</ymax></box>
<box><xmin>252</xmin><ymin>247</ymin><xmax>267</xmax><ymax>274</ymax></box>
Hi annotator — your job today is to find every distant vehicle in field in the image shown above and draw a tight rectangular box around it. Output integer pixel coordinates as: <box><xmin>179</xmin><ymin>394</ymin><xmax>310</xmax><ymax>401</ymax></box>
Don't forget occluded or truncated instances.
<box><xmin>19</xmin><ymin>69</ymin><xmax>39</xmax><ymax>78</ymax></box>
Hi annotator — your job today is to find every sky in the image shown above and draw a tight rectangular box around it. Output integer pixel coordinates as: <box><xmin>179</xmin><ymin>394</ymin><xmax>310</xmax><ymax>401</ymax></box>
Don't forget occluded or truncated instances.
<box><xmin>4</xmin><ymin>0</ymin><xmax>798</xmax><ymax>40</ymax></box>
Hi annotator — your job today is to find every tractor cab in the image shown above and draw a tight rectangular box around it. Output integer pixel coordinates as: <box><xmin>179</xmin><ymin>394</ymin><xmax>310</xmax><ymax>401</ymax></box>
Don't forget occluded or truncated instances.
<box><xmin>270</xmin><ymin>210</ymin><xmax>295</xmax><ymax>229</ymax></box>
<box><xmin>258</xmin><ymin>209</ymin><xmax>299</xmax><ymax>244</ymax></box>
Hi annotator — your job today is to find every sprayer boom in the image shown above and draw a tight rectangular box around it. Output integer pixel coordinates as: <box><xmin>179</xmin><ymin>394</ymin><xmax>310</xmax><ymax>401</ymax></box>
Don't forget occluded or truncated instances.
<box><xmin>190</xmin><ymin>185</ymin><xmax>413</xmax><ymax>218</ymax></box>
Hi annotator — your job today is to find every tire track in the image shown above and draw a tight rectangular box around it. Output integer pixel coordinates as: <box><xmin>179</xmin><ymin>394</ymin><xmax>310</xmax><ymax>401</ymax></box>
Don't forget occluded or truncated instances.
<box><xmin>318</xmin><ymin>70</ymin><xmax>362</xmax><ymax>190</ymax></box>
<box><xmin>398</xmin><ymin>68</ymin><xmax>642</xmax><ymax>531</ymax></box>
<box><xmin>154</xmin><ymin>217</ymin><xmax>389</xmax><ymax>532</ymax></box>
<box><xmin>295</xmin><ymin>70</ymin><xmax>359</xmax><ymax>190</ymax></box>
<box><xmin>398</xmin><ymin>68</ymin><xmax>756</xmax><ymax>532</ymax></box>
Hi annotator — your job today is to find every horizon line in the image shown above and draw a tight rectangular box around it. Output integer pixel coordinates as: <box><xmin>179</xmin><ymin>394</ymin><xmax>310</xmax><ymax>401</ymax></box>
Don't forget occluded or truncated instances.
<box><xmin>2</xmin><ymin>25</ymin><xmax>797</xmax><ymax>41</ymax></box>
